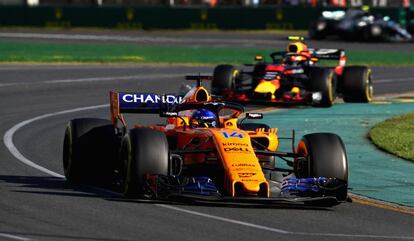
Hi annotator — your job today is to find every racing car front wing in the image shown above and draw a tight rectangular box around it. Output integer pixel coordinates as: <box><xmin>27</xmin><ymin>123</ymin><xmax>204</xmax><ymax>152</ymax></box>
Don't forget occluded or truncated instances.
<box><xmin>145</xmin><ymin>175</ymin><xmax>346</xmax><ymax>207</ymax></box>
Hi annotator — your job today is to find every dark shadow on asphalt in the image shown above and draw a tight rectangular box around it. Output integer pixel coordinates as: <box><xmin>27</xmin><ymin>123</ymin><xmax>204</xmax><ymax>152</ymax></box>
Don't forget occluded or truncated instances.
<box><xmin>0</xmin><ymin>175</ymin><xmax>335</xmax><ymax>211</ymax></box>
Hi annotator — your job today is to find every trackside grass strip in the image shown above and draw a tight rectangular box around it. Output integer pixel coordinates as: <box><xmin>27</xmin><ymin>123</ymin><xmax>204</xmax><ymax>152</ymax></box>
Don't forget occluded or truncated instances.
<box><xmin>0</xmin><ymin>40</ymin><xmax>413</xmax><ymax>66</ymax></box>
<box><xmin>369</xmin><ymin>112</ymin><xmax>414</xmax><ymax>162</ymax></box>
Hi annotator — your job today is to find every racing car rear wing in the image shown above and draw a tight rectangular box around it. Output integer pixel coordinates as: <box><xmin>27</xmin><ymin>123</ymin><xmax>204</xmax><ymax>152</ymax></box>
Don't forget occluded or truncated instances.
<box><xmin>110</xmin><ymin>91</ymin><xmax>182</xmax><ymax>128</ymax></box>
<box><xmin>308</xmin><ymin>48</ymin><xmax>345</xmax><ymax>61</ymax></box>
<box><xmin>308</xmin><ymin>48</ymin><xmax>346</xmax><ymax>74</ymax></box>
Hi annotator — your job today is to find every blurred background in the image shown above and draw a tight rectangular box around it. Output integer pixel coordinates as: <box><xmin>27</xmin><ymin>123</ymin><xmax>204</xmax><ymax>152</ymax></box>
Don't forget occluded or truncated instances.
<box><xmin>0</xmin><ymin>0</ymin><xmax>409</xmax><ymax>7</ymax></box>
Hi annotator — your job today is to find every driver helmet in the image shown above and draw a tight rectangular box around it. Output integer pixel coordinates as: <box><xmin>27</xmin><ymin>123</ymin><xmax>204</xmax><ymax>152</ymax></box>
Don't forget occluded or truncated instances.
<box><xmin>286</xmin><ymin>41</ymin><xmax>311</xmax><ymax>65</ymax></box>
<box><xmin>191</xmin><ymin>109</ymin><xmax>217</xmax><ymax>128</ymax></box>
<box><xmin>287</xmin><ymin>41</ymin><xmax>308</xmax><ymax>54</ymax></box>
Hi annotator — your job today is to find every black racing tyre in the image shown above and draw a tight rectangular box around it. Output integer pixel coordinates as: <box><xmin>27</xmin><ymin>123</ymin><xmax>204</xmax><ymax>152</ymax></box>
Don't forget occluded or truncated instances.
<box><xmin>341</xmin><ymin>66</ymin><xmax>373</xmax><ymax>103</ymax></box>
<box><xmin>63</xmin><ymin>118</ymin><xmax>118</xmax><ymax>184</ymax></box>
<box><xmin>308</xmin><ymin>20</ymin><xmax>326</xmax><ymax>40</ymax></box>
<box><xmin>212</xmin><ymin>64</ymin><xmax>239</xmax><ymax>95</ymax></box>
<box><xmin>308</xmin><ymin>67</ymin><xmax>336</xmax><ymax>107</ymax></box>
<box><xmin>361</xmin><ymin>27</ymin><xmax>372</xmax><ymax>42</ymax></box>
<box><xmin>295</xmin><ymin>133</ymin><xmax>348</xmax><ymax>201</ymax></box>
<box><xmin>240</xmin><ymin>123</ymin><xmax>270</xmax><ymax>132</ymax></box>
<box><xmin>120</xmin><ymin>128</ymin><xmax>169</xmax><ymax>198</ymax></box>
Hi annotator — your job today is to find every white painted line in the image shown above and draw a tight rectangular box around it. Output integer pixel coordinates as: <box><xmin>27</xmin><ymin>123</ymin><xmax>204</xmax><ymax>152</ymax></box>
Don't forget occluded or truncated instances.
<box><xmin>157</xmin><ymin>204</ymin><xmax>291</xmax><ymax>234</ymax></box>
<box><xmin>0</xmin><ymin>32</ymin><xmax>282</xmax><ymax>45</ymax></box>
<box><xmin>43</xmin><ymin>73</ymin><xmax>182</xmax><ymax>84</ymax></box>
<box><xmin>0</xmin><ymin>232</ymin><xmax>34</xmax><ymax>241</ymax></box>
<box><xmin>375</xmin><ymin>77</ymin><xmax>414</xmax><ymax>83</ymax></box>
<box><xmin>0</xmin><ymin>73</ymin><xmax>183</xmax><ymax>88</ymax></box>
<box><xmin>3</xmin><ymin>104</ymin><xmax>414</xmax><ymax>240</ymax></box>
<box><xmin>157</xmin><ymin>204</ymin><xmax>414</xmax><ymax>239</ymax></box>
<box><xmin>3</xmin><ymin>104</ymin><xmax>108</xmax><ymax>178</ymax></box>
<box><xmin>294</xmin><ymin>231</ymin><xmax>414</xmax><ymax>240</ymax></box>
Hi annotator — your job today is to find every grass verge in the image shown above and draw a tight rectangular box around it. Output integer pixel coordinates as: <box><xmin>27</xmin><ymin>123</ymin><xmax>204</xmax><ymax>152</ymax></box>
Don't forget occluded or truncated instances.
<box><xmin>369</xmin><ymin>112</ymin><xmax>414</xmax><ymax>162</ymax></box>
<box><xmin>1</xmin><ymin>40</ymin><xmax>414</xmax><ymax>66</ymax></box>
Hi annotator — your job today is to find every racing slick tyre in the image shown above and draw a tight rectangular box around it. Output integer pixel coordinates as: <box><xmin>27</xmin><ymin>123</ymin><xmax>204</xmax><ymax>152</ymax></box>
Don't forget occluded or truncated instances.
<box><xmin>295</xmin><ymin>133</ymin><xmax>348</xmax><ymax>201</ymax></box>
<box><xmin>308</xmin><ymin>67</ymin><xmax>336</xmax><ymax>107</ymax></box>
<box><xmin>308</xmin><ymin>21</ymin><xmax>326</xmax><ymax>40</ymax></box>
<box><xmin>212</xmin><ymin>64</ymin><xmax>239</xmax><ymax>96</ymax></box>
<box><xmin>63</xmin><ymin>118</ymin><xmax>118</xmax><ymax>184</ymax></box>
<box><xmin>120</xmin><ymin>128</ymin><xmax>169</xmax><ymax>198</ymax></box>
<box><xmin>341</xmin><ymin>66</ymin><xmax>373</xmax><ymax>103</ymax></box>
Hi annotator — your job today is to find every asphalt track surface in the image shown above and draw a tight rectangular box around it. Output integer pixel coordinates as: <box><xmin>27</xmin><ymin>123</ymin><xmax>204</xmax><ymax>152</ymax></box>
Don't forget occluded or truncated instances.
<box><xmin>0</xmin><ymin>29</ymin><xmax>413</xmax><ymax>241</ymax></box>
<box><xmin>1</xmin><ymin>63</ymin><xmax>414</xmax><ymax>241</ymax></box>
<box><xmin>2</xmin><ymin>29</ymin><xmax>414</xmax><ymax>51</ymax></box>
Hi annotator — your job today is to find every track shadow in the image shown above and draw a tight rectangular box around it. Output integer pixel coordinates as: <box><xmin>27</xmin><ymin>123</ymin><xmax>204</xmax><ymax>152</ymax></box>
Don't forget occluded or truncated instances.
<box><xmin>0</xmin><ymin>175</ymin><xmax>335</xmax><ymax>211</ymax></box>
<box><xmin>0</xmin><ymin>175</ymin><xmax>119</xmax><ymax>199</ymax></box>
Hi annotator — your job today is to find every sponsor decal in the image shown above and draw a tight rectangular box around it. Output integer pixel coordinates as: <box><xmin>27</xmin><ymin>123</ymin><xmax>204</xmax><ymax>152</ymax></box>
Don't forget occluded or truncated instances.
<box><xmin>247</xmin><ymin>113</ymin><xmax>263</xmax><ymax>119</ymax></box>
<box><xmin>223</xmin><ymin>142</ymin><xmax>248</xmax><ymax>147</ymax></box>
<box><xmin>224</xmin><ymin>147</ymin><xmax>250</xmax><ymax>153</ymax></box>
<box><xmin>201</xmin><ymin>116</ymin><xmax>214</xmax><ymax>120</ymax></box>
<box><xmin>313</xmin><ymin>48</ymin><xmax>338</xmax><ymax>55</ymax></box>
<box><xmin>161</xmin><ymin>111</ymin><xmax>179</xmax><ymax>117</ymax></box>
<box><xmin>222</xmin><ymin>131</ymin><xmax>243</xmax><ymax>139</ymax></box>
<box><xmin>231</xmin><ymin>168</ymin><xmax>257</xmax><ymax>171</ymax></box>
<box><xmin>238</xmin><ymin>173</ymin><xmax>256</xmax><ymax>178</ymax></box>
<box><xmin>241</xmin><ymin>179</ymin><xmax>261</xmax><ymax>182</ymax></box>
<box><xmin>120</xmin><ymin>93</ymin><xmax>182</xmax><ymax>104</ymax></box>
<box><xmin>289</xmin><ymin>69</ymin><xmax>304</xmax><ymax>74</ymax></box>
<box><xmin>231</xmin><ymin>163</ymin><xmax>256</xmax><ymax>167</ymax></box>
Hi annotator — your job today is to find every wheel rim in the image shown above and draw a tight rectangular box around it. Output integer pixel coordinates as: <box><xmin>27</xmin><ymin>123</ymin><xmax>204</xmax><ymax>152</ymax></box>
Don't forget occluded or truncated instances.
<box><xmin>365</xmin><ymin>70</ymin><xmax>373</xmax><ymax>102</ymax></box>
<box><xmin>328</xmin><ymin>73</ymin><xmax>334</xmax><ymax>103</ymax></box>
<box><xmin>232</xmin><ymin>69</ymin><xmax>240</xmax><ymax>89</ymax></box>
<box><xmin>63</xmin><ymin>126</ymin><xmax>73</xmax><ymax>178</ymax></box>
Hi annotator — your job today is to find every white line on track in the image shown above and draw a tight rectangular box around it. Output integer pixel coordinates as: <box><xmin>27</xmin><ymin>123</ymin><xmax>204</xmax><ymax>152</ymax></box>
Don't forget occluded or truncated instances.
<box><xmin>0</xmin><ymin>32</ymin><xmax>282</xmax><ymax>45</ymax></box>
<box><xmin>43</xmin><ymin>74</ymin><xmax>183</xmax><ymax>84</ymax></box>
<box><xmin>0</xmin><ymin>73</ymin><xmax>183</xmax><ymax>88</ymax></box>
<box><xmin>3</xmin><ymin>105</ymin><xmax>414</xmax><ymax>240</ymax></box>
<box><xmin>157</xmin><ymin>204</ymin><xmax>291</xmax><ymax>234</ymax></box>
<box><xmin>158</xmin><ymin>204</ymin><xmax>414</xmax><ymax>239</ymax></box>
<box><xmin>375</xmin><ymin>77</ymin><xmax>414</xmax><ymax>83</ymax></box>
<box><xmin>3</xmin><ymin>104</ymin><xmax>108</xmax><ymax>178</ymax></box>
<box><xmin>0</xmin><ymin>232</ymin><xmax>34</xmax><ymax>241</ymax></box>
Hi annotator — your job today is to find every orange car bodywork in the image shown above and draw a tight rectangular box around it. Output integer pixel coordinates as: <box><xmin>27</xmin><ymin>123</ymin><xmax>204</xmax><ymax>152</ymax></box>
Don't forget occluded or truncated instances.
<box><xmin>110</xmin><ymin>86</ymin><xmax>279</xmax><ymax>198</ymax></box>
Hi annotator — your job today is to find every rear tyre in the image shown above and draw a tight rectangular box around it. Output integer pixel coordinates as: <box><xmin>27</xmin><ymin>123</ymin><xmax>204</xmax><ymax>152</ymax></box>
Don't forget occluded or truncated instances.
<box><xmin>120</xmin><ymin>128</ymin><xmax>169</xmax><ymax>198</ymax></box>
<box><xmin>308</xmin><ymin>67</ymin><xmax>336</xmax><ymax>107</ymax></box>
<box><xmin>212</xmin><ymin>64</ymin><xmax>239</xmax><ymax>95</ymax></box>
<box><xmin>63</xmin><ymin>118</ymin><xmax>118</xmax><ymax>184</ymax></box>
<box><xmin>295</xmin><ymin>133</ymin><xmax>348</xmax><ymax>201</ymax></box>
<box><xmin>308</xmin><ymin>20</ymin><xmax>326</xmax><ymax>40</ymax></box>
<box><xmin>341</xmin><ymin>66</ymin><xmax>373</xmax><ymax>103</ymax></box>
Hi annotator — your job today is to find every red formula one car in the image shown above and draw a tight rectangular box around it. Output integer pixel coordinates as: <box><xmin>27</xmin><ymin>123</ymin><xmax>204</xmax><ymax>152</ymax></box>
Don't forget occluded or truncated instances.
<box><xmin>212</xmin><ymin>37</ymin><xmax>373</xmax><ymax>107</ymax></box>
<box><xmin>62</xmin><ymin>76</ymin><xmax>349</xmax><ymax>207</ymax></box>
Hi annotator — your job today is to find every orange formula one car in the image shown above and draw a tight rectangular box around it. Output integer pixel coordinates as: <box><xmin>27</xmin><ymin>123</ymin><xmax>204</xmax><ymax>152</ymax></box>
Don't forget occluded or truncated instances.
<box><xmin>63</xmin><ymin>76</ymin><xmax>349</xmax><ymax>206</ymax></box>
<box><xmin>212</xmin><ymin>37</ymin><xmax>373</xmax><ymax>107</ymax></box>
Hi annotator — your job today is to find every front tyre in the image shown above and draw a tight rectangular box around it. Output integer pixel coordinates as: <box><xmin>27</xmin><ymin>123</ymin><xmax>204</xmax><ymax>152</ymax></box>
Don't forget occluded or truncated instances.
<box><xmin>120</xmin><ymin>128</ymin><xmax>169</xmax><ymax>198</ymax></box>
<box><xmin>341</xmin><ymin>66</ymin><xmax>373</xmax><ymax>103</ymax></box>
<box><xmin>308</xmin><ymin>67</ymin><xmax>336</xmax><ymax>107</ymax></box>
<box><xmin>295</xmin><ymin>133</ymin><xmax>348</xmax><ymax>201</ymax></box>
